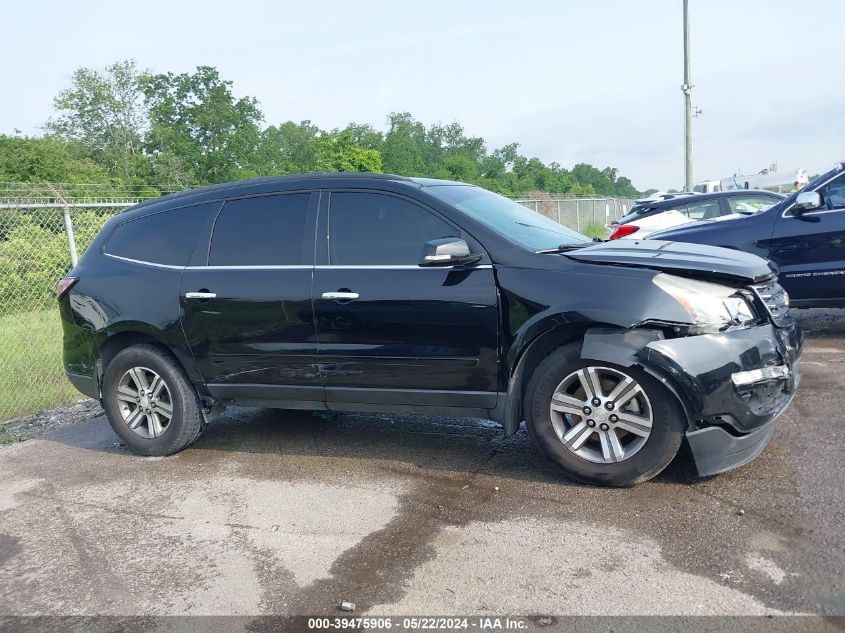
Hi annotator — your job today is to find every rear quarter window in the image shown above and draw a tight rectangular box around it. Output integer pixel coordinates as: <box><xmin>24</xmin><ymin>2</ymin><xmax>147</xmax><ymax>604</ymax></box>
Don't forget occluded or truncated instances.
<box><xmin>104</xmin><ymin>203</ymin><xmax>214</xmax><ymax>266</ymax></box>
<box><xmin>209</xmin><ymin>193</ymin><xmax>312</xmax><ymax>266</ymax></box>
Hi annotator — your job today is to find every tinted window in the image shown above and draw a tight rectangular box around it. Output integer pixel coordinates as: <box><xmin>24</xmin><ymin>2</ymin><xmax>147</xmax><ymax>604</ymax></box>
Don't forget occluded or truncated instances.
<box><xmin>105</xmin><ymin>203</ymin><xmax>212</xmax><ymax>266</ymax></box>
<box><xmin>680</xmin><ymin>199</ymin><xmax>722</xmax><ymax>220</ymax></box>
<box><xmin>727</xmin><ymin>195</ymin><xmax>780</xmax><ymax>214</ymax></box>
<box><xmin>210</xmin><ymin>194</ymin><xmax>311</xmax><ymax>266</ymax></box>
<box><xmin>329</xmin><ymin>192</ymin><xmax>458</xmax><ymax>265</ymax></box>
<box><xmin>821</xmin><ymin>173</ymin><xmax>845</xmax><ymax>209</ymax></box>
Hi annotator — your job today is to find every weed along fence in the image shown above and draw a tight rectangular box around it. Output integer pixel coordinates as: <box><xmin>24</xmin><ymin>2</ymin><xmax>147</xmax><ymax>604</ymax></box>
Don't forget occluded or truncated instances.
<box><xmin>0</xmin><ymin>182</ymin><xmax>636</xmax><ymax>421</ymax></box>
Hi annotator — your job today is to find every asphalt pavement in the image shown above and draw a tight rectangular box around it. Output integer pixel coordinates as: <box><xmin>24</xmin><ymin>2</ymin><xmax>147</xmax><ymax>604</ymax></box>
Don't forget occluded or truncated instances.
<box><xmin>0</xmin><ymin>311</ymin><xmax>843</xmax><ymax>628</ymax></box>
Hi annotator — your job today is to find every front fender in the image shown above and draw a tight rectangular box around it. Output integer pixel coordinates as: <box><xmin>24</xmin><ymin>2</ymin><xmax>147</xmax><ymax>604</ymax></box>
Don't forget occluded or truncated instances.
<box><xmin>500</xmin><ymin>325</ymin><xmax>693</xmax><ymax>435</ymax></box>
<box><xmin>498</xmin><ymin>264</ymin><xmax>693</xmax><ymax>377</ymax></box>
<box><xmin>580</xmin><ymin>327</ymin><xmax>695</xmax><ymax>427</ymax></box>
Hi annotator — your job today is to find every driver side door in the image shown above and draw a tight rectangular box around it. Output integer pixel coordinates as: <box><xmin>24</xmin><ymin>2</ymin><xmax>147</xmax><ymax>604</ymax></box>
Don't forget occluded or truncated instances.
<box><xmin>769</xmin><ymin>172</ymin><xmax>845</xmax><ymax>303</ymax></box>
<box><xmin>312</xmin><ymin>190</ymin><xmax>500</xmax><ymax>409</ymax></box>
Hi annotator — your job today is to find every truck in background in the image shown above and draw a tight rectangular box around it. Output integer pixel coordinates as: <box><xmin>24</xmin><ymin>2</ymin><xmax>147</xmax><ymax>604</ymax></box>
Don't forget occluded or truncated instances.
<box><xmin>694</xmin><ymin>166</ymin><xmax>809</xmax><ymax>194</ymax></box>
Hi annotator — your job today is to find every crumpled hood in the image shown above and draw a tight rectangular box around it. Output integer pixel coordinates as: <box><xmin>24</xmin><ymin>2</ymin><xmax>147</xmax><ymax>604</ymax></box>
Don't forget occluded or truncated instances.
<box><xmin>564</xmin><ymin>239</ymin><xmax>775</xmax><ymax>283</ymax></box>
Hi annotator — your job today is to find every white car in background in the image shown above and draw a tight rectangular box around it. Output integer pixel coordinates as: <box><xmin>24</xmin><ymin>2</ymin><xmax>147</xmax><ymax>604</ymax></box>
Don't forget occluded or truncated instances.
<box><xmin>607</xmin><ymin>190</ymin><xmax>785</xmax><ymax>240</ymax></box>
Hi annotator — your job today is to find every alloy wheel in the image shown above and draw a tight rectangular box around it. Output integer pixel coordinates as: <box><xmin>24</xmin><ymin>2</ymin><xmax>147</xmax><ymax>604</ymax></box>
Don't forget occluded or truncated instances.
<box><xmin>116</xmin><ymin>366</ymin><xmax>174</xmax><ymax>439</ymax></box>
<box><xmin>549</xmin><ymin>366</ymin><xmax>653</xmax><ymax>464</ymax></box>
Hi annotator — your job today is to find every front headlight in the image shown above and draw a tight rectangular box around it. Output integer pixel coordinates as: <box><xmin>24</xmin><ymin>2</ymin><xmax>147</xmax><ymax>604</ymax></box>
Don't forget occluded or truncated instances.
<box><xmin>652</xmin><ymin>273</ymin><xmax>757</xmax><ymax>334</ymax></box>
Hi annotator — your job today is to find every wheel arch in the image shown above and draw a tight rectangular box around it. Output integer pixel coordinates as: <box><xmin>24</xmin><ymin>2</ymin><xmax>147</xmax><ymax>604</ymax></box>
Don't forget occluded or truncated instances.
<box><xmin>94</xmin><ymin>322</ymin><xmax>206</xmax><ymax>400</ymax></box>
<box><xmin>500</xmin><ymin>321</ymin><xmax>597</xmax><ymax>435</ymax></box>
<box><xmin>501</xmin><ymin>324</ymin><xmax>694</xmax><ymax>435</ymax></box>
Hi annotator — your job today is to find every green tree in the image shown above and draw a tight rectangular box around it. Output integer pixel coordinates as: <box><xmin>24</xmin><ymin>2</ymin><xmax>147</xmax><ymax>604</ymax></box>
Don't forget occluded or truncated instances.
<box><xmin>142</xmin><ymin>66</ymin><xmax>263</xmax><ymax>185</ymax></box>
<box><xmin>46</xmin><ymin>60</ymin><xmax>149</xmax><ymax>182</ymax></box>
<box><xmin>314</xmin><ymin>132</ymin><xmax>382</xmax><ymax>173</ymax></box>
<box><xmin>37</xmin><ymin>60</ymin><xmax>651</xmax><ymax>196</ymax></box>
<box><xmin>0</xmin><ymin>135</ymin><xmax>111</xmax><ymax>188</ymax></box>
<box><xmin>381</xmin><ymin>112</ymin><xmax>427</xmax><ymax>176</ymax></box>
<box><xmin>571</xmin><ymin>163</ymin><xmax>615</xmax><ymax>195</ymax></box>
<box><xmin>442</xmin><ymin>154</ymin><xmax>479</xmax><ymax>182</ymax></box>
<box><xmin>340</xmin><ymin>123</ymin><xmax>383</xmax><ymax>151</ymax></box>
<box><xmin>424</xmin><ymin>122</ymin><xmax>485</xmax><ymax>178</ymax></box>
<box><xmin>613</xmin><ymin>176</ymin><xmax>640</xmax><ymax>198</ymax></box>
<box><xmin>257</xmin><ymin>120</ymin><xmax>320</xmax><ymax>175</ymax></box>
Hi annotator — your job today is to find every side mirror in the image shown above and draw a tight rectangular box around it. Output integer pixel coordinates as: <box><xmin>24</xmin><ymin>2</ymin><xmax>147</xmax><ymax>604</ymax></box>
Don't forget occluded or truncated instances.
<box><xmin>793</xmin><ymin>191</ymin><xmax>822</xmax><ymax>215</ymax></box>
<box><xmin>420</xmin><ymin>237</ymin><xmax>480</xmax><ymax>267</ymax></box>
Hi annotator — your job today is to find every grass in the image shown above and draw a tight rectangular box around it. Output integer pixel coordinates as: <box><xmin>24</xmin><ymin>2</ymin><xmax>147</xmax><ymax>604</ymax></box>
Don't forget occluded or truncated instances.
<box><xmin>581</xmin><ymin>221</ymin><xmax>608</xmax><ymax>240</ymax></box>
<box><xmin>0</xmin><ymin>308</ymin><xmax>80</xmax><ymax>421</ymax></box>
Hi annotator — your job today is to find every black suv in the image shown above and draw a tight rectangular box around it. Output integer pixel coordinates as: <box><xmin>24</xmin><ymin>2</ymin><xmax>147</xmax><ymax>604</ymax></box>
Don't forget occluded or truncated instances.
<box><xmin>59</xmin><ymin>174</ymin><xmax>802</xmax><ymax>486</ymax></box>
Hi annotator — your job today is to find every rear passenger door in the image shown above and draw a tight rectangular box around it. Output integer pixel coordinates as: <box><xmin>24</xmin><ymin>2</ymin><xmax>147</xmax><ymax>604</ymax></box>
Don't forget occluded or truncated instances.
<box><xmin>180</xmin><ymin>192</ymin><xmax>322</xmax><ymax>402</ymax></box>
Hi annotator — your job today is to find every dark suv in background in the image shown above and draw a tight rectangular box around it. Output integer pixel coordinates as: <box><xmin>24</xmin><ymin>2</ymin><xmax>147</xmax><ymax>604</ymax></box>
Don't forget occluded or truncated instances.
<box><xmin>59</xmin><ymin>174</ymin><xmax>801</xmax><ymax>486</ymax></box>
<box><xmin>650</xmin><ymin>162</ymin><xmax>845</xmax><ymax>307</ymax></box>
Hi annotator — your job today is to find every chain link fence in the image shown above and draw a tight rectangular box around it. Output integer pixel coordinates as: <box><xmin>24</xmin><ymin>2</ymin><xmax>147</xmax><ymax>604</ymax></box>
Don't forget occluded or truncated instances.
<box><xmin>0</xmin><ymin>183</ymin><xmax>152</xmax><ymax>421</ymax></box>
<box><xmin>512</xmin><ymin>195</ymin><xmax>636</xmax><ymax>235</ymax></box>
<box><xmin>0</xmin><ymin>182</ymin><xmax>637</xmax><ymax>421</ymax></box>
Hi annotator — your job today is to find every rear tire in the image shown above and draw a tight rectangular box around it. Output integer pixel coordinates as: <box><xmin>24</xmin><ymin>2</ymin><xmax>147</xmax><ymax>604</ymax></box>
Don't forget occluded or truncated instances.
<box><xmin>102</xmin><ymin>344</ymin><xmax>205</xmax><ymax>456</ymax></box>
<box><xmin>525</xmin><ymin>342</ymin><xmax>685</xmax><ymax>486</ymax></box>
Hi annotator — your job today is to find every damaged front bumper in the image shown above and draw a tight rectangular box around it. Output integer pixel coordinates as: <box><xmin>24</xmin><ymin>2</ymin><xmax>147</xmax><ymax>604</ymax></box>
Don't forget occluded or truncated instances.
<box><xmin>582</xmin><ymin>319</ymin><xmax>803</xmax><ymax>477</ymax></box>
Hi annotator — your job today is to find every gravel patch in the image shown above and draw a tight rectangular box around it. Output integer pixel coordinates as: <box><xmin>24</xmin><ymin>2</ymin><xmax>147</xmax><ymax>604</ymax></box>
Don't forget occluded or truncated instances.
<box><xmin>0</xmin><ymin>398</ymin><xmax>102</xmax><ymax>445</ymax></box>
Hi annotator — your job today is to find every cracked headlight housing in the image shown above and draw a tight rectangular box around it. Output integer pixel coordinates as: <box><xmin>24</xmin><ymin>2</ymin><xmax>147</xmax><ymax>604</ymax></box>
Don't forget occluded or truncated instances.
<box><xmin>652</xmin><ymin>273</ymin><xmax>757</xmax><ymax>334</ymax></box>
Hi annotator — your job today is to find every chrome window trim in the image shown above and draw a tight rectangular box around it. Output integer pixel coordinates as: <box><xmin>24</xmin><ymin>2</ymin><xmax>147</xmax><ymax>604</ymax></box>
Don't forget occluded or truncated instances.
<box><xmin>103</xmin><ymin>253</ymin><xmax>184</xmax><ymax>270</ymax></box>
<box><xmin>183</xmin><ymin>264</ymin><xmax>494</xmax><ymax>270</ymax></box>
<box><xmin>186</xmin><ymin>265</ymin><xmax>313</xmax><ymax>270</ymax></box>
<box><xmin>104</xmin><ymin>253</ymin><xmax>493</xmax><ymax>272</ymax></box>
<box><xmin>782</xmin><ymin>207</ymin><xmax>845</xmax><ymax>218</ymax></box>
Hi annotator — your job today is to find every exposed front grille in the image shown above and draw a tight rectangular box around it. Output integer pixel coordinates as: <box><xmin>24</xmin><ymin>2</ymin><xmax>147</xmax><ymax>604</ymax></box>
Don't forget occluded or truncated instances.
<box><xmin>751</xmin><ymin>279</ymin><xmax>791</xmax><ymax>327</ymax></box>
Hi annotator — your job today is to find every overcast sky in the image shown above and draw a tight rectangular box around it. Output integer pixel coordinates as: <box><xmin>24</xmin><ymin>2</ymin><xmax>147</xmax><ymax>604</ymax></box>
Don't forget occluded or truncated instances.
<box><xmin>2</xmin><ymin>0</ymin><xmax>843</xmax><ymax>190</ymax></box>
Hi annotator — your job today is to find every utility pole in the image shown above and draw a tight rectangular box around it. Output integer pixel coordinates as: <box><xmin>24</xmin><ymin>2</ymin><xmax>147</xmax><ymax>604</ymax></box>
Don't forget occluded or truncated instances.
<box><xmin>682</xmin><ymin>0</ymin><xmax>693</xmax><ymax>191</ymax></box>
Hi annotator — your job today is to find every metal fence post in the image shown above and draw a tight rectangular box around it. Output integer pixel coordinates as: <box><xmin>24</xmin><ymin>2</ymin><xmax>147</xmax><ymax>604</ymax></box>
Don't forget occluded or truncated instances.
<box><xmin>575</xmin><ymin>199</ymin><xmax>580</xmax><ymax>232</ymax></box>
<box><xmin>556</xmin><ymin>199</ymin><xmax>561</xmax><ymax>223</ymax></box>
<box><xmin>62</xmin><ymin>204</ymin><xmax>78</xmax><ymax>267</ymax></box>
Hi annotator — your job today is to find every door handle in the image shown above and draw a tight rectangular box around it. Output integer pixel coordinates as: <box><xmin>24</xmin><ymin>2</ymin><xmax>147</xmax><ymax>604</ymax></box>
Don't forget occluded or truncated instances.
<box><xmin>185</xmin><ymin>291</ymin><xmax>217</xmax><ymax>300</ymax></box>
<box><xmin>321</xmin><ymin>291</ymin><xmax>359</xmax><ymax>301</ymax></box>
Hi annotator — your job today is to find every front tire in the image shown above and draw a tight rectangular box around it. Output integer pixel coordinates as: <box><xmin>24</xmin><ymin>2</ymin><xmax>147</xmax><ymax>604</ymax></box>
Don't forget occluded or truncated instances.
<box><xmin>525</xmin><ymin>342</ymin><xmax>685</xmax><ymax>486</ymax></box>
<box><xmin>102</xmin><ymin>344</ymin><xmax>205</xmax><ymax>456</ymax></box>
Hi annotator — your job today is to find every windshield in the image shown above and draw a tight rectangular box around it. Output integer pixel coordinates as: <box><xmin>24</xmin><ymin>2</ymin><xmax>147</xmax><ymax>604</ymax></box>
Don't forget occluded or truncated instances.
<box><xmin>424</xmin><ymin>185</ymin><xmax>589</xmax><ymax>250</ymax></box>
